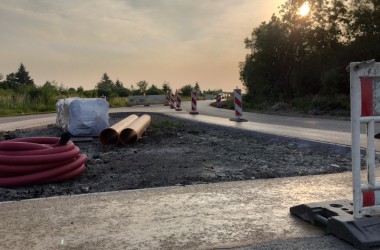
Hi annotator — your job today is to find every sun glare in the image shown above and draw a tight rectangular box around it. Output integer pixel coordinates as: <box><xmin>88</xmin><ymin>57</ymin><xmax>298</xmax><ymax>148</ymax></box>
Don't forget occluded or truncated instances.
<box><xmin>298</xmin><ymin>1</ymin><xmax>310</xmax><ymax>16</ymax></box>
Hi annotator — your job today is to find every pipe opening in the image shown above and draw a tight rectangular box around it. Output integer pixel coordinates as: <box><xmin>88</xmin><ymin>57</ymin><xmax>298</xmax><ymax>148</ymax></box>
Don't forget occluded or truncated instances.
<box><xmin>119</xmin><ymin>129</ymin><xmax>138</xmax><ymax>145</ymax></box>
<box><xmin>99</xmin><ymin>128</ymin><xmax>119</xmax><ymax>145</ymax></box>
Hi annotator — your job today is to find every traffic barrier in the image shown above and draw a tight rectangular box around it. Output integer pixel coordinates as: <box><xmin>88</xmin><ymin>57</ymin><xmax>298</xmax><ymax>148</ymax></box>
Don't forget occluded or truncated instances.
<box><xmin>229</xmin><ymin>89</ymin><xmax>247</xmax><ymax>122</ymax></box>
<box><xmin>352</xmin><ymin>72</ymin><xmax>380</xmax><ymax>217</ymax></box>
<box><xmin>189</xmin><ymin>91</ymin><xmax>199</xmax><ymax>114</ymax></box>
<box><xmin>216</xmin><ymin>94</ymin><xmax>222</xmax><ymax>108</ymax></box>
<box><xmin>363</xmin><ymin>190</ymin><xmax>380</xmax><ymax>207</ymax></box>
<box><xmin>290</xmin><ymin>61</ymin><xmax>380</xmax><ymax>249</ymax></box>
<box><xmin>170</xmin><ymin>92</ymin><xmax>175</xmax><ymax>109</ymax></box>
<box><xmin>359</xmin><ymin>76</ymin><xmax>380</xmax><ymax>207</ymax></box>
<box><xmin>164</xmin><ymin>92</ymin><xmax>170</xmax><ymax>106</ymax></box>
<box><xmin>175</xmin><ymin>91</ymin><xmax>182</xmax><ymax>111</ymax></box>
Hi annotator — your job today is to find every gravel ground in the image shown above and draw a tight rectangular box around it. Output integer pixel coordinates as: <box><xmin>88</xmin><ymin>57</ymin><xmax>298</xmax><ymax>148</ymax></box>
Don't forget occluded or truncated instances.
<box><xmin>0</xmin><ymin>112</ymin><xmax>354</xmax><ymax>202</ymax></box>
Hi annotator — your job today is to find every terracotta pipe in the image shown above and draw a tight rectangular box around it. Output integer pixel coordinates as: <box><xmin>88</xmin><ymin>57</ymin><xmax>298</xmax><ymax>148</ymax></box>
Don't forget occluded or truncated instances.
<box><xmin>119</xmin><ymin>114</ymin><xmax>152</xmax><ymax>145</ymax></box>
<box><xmin>99</xmin><ymin>114</ymin><xmax>139</xmax><ymax>145</ymax></box>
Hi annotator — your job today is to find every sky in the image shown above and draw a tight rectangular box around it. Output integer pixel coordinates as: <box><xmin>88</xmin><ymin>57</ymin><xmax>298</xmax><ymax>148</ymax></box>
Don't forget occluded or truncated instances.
<box><xmin>0</xmin><ymin>0</ymin><xmax>286</xmax><ymax>91</ymax></box>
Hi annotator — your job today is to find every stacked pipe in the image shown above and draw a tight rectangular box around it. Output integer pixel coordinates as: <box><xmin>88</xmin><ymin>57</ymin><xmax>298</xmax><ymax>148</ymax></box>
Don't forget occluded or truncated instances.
<box><xmin>100</xmin><ymin>114</ymin><xmax>152</xmax><ymax>146</ymax></box>
<box><xmin>0</xmin><ymin>136</ymin><xmax>87</xmax><ymax>187</ymax></box>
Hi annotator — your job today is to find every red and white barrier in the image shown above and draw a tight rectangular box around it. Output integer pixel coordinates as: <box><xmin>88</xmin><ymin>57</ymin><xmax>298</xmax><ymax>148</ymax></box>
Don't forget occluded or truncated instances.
<box><xmin>360</xmin><ymin>77</ymin><xmax>380</xmax><ymax>116</ymax></box>
<box><xmin>175</xmin><ymin>91</ymin><xmax>182</xmax><ymax>111</ymax></box>
<box><xmin>359</xmin><ymin>76</ymin><xmax>380</xmax><ymax>208</ymax></box>
<box><xmin>363</xmin><ymin>190</ymin><xmax>380</xmax><ymax>207</ymax></box>
<box><xmin>189</xmin><ymin>91</ymin><xmax>199</xmax><ymax>114</ymax></box>
<box><xmin>216</xmin><ymin>94</ymin><xmax>222</xmax><ymax>108</ymax></box>
<box><xmin>229</xmin><ymin>89</ymin><xmax>247</xmax><ymax>122</ymax></box>
<box><xmin>350</xmin><ymin>60</ymin><xmax>380</xmax><ymax>218</ymax></box>
<box><xmin>170</xmin><ymin>92</ymin><xmax>175</xmax><ymax>109</ymax></box>
<box><xmin>164</xmin><ymin>92</ymin><xmax>170</xmax><ymax>106</ymax></box>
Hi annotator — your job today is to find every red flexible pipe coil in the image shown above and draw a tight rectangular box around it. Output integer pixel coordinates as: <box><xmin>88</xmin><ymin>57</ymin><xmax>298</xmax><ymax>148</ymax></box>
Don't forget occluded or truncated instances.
<box><xmin>0</xmin><ymin>137</ymin><xmax>87</xmax><ymax>187</ymax></box>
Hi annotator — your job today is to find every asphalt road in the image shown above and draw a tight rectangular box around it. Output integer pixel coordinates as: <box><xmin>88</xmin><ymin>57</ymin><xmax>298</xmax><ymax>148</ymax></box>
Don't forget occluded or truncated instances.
<box><xmin>0</xmin><ymin>100</ymin><xmax>377</xmax><ymax>148</ymax></box>
<box><xmin>1</xmin><ymin>100</ymin><xmax>379</xmax><ymax>249</ymax></box>
<box><xmin>0</xmin><ymin>100</ymin><xmax>356</xmax><ymax>134</ymax></box>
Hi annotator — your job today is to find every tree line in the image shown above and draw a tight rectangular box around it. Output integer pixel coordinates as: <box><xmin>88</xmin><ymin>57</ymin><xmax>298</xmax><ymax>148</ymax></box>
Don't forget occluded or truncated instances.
<box><xmin>0</xmin><ymin>64</ymin><xmax>211</xmax><ymax>100</ymax></box>
<box><xmin>0</xmin><ymin>63</ymin><xmax>226</xmax><ymax>114</ymax></box>
<box><xmin>240</xmin><ymin>0</ymin><xmax>380</xmax><ymax>112</ymax></box>
<box><xmin>0</xmin><ymin>64</ymin><xmax>205</xmax><ymax>97</ymax></box>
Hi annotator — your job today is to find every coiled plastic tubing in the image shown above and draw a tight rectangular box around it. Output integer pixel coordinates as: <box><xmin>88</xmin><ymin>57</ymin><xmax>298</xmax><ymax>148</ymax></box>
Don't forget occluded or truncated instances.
<box><xmin>0</xmin><ymin>136</ymin><xmax>87</xmax><ymax>187</ymax></box>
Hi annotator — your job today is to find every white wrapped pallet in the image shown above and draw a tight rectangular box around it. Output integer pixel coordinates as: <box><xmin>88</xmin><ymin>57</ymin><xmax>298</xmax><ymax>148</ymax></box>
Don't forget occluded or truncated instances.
<box><xmin>56</xmin><ymin>98</ymin><xmax>109</xmax><ymax>136</ymax></box>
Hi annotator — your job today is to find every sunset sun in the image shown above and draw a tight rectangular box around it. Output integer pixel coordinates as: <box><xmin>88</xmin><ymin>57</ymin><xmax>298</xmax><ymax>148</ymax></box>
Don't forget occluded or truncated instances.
<box><xmin>298</xmin><ymin>1</ymin><xmax>310</xmax><ymax>16</ymax></box>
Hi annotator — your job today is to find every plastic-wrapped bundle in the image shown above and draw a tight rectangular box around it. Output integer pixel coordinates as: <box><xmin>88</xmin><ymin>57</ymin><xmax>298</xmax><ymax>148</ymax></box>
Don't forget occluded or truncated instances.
<box><xmin>56</xmin><ymin>98</ymin><xmax>109</xmax><ymax>136</ymax></box>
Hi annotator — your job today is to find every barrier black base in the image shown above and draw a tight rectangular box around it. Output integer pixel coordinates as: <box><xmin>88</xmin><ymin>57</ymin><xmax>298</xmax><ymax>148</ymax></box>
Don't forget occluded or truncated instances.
<box><xmin>290</xmin><ymin>199</ymin><xmax>380</xmax><ymax>250</ymax></box>
<box><xmin>229</xmin><ymin>117</ymin><xmax>248</xmax><ymax>122</ymax></box>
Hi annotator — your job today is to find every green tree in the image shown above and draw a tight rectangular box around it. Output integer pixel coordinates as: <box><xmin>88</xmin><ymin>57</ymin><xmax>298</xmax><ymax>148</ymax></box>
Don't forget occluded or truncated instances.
<box><xmin>114</xmin><ymin>79</ymin><xmax>130</xmax><ymax>97</ymax></box>
<box><xmin>345</xmin><ymin>0</ymin><xmax>380</xmax><ymax>60</ymax></box>
<box><xmin>240</xmin><ymin>0</ymin><xmax>353</xmax><ymax>103</ymax></box>
<box><xmin>83</xmin><ymin>89</ymin><xmax>97</xmax><ymax>98</ymax></box>
<box><xmin>4</xmin><ymin>63</ymin><xmax>36</xmax><ymax>93</ymax></box>
<box><xmin>180</xmin><ymin>84</ymin><xmax>193</xmax><ymax>97</ymax></box>
<box><xmin>146</xmin><ymin>84</ymin><xmax>163</xmax><ymax>95</ymax></box>
<box><xmin>193</xmin><ymin>82</ymin><xmax>201</xmax><ymax>95</ymax></box>
<box><xmin>5</xmin><ymin>73</ymin><xmax>18</xmax><ymax>90</ymax></box>
<box><xmin>0</xmin><ymin>73</ymin><xmax>5</xmax><ymax>89</ymax></box>
<box><xmin>96</xmin><ymin>73</ymin><xmax>115</xmax><ymax>98</ymax></box>
<box><xmin>162</xmin><ymin>81</ymin><xmax>172</xmax><ymax>93</ymax></box>
<box><xmin>136</xmin><ymin>80</ymin><xmax>149</xmax><ymax>95</ymax></box>
<box><xmin>16</xmin><ymin>63</ymin><xmax>34</xmax><ymax>86</ymax></box>
<box><xmin>77</xmin><ymin>86</ymin><xmax>84</xmax><ymax>92</ymax></box>
<box><xmin>241</xmin><ymin>15</ymin><xmax>289</xmax><ymax>101</ymax></box>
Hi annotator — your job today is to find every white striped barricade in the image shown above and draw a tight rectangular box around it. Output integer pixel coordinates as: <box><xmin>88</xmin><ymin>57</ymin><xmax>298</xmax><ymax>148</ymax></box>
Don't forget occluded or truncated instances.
<box><xmin>170</xmin><ymin>92</ymin><xmax>175</xmax><ymax>109</ymax></box>
<box><xmin>189</xmin><ymin>91</ymin><xmax>199</xmax><ymax>114</ymax></box>
<box><xmin>164</xmin><ymin>92</ymin><xmax>170</xmax><ymax>106</ymax></box>
<box><xmin>216</xmin><ymin>94</ymin><xmax>222</xmax><ymax>108</ymax></box>
<box><xmin>349</xmin><ymin>61</ymin><xmax>380</xmax><ymax>218</ymax></box>
<box><xmin>229</xmin><ymin>89</ymin><xmax>247</xmax><ymax>122</ymax></box>
<box><xmin>358</xmin><ymin>75</ymin><xmax>380</xmax><ymax>209</ymax></box>
<box><xmin>175</xmin><ymin>91</ymin><xmax>182</xmax><ymax>111</ymax></box>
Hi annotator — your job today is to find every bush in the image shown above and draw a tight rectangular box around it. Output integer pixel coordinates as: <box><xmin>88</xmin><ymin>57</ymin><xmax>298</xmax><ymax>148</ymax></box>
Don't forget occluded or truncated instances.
<box><xmin>108</xmin><ymin>97</ymin><xmax>128</xmax><ymax>108</ymax></box>
<box><xmin>291</xmin><ymin>94</ymin><xmax>350</xmax><ymax>114</ymax></box>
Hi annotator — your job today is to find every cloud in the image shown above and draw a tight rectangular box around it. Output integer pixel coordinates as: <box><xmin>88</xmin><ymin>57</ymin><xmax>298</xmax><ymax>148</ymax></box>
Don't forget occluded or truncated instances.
<box><xmin>0</xmin><ymin>0</ymin><xmax>285</xmax><ymax>90</ymax></box>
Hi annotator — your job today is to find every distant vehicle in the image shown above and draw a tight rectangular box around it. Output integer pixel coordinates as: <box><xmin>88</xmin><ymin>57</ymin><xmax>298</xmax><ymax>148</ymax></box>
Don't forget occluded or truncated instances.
<box><xmin>215</xmin><ymin>93</ymin><xmax>229</xmax><ymax>99</ymax></box>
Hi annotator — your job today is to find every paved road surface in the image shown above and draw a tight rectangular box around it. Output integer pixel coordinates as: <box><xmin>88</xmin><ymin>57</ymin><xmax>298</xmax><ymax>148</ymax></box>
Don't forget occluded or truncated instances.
<box><xmin>1</xmin><ymin>100</ymin><xmax>378</xmax><ymax>148</ymax></box>
<box><xmin>0</xmin><ymin>100</ymin><xmax>379</xmax><ymax>249</ymax></box>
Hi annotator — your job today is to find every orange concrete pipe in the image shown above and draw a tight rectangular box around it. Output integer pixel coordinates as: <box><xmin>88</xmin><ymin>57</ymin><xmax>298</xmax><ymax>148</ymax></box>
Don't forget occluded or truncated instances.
<box><xmin>99</xmin><ymin>114</ymin><xmax>139</xmax><ymax>145</ymax></box>
<box><xmin>119</xmin><ymin>114</ymin><xmax>152</xmax><ymax>145</ymax></box>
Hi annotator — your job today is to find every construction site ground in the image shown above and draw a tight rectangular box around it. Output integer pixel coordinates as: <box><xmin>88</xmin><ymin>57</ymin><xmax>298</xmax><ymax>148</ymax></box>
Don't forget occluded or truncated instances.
<box><xmin>0</xmin><ymin>112</ymin><xmax>353</xmax><ymax>202</ymax></box>
<box><xmin>1</xmin><ymin>109</ymin><xmax>379</xmax><ymax>249</ymax></box>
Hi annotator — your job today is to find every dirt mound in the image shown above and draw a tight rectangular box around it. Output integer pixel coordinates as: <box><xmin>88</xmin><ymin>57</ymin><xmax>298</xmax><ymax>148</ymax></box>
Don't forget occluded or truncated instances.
<box><xmin>0</xmin><ymin>112</ymin><xmax>352</xmax><ymax>202</ymax></box>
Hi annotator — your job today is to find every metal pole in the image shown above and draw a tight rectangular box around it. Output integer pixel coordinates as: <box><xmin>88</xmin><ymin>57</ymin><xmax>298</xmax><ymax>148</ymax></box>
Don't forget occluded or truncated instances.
<box><xmin>350</xmin><ymin>62</ymin><xmax>363</xmax><ymax>219</ymax></box>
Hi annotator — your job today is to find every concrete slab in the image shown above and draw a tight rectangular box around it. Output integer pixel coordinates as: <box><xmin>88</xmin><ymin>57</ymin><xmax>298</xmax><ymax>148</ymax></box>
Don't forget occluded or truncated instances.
<box><xmin>0</xmin><ymin>171</ymin><xmax>356</xmax><ymax>250</ymax></box>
